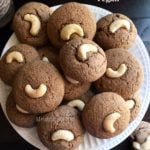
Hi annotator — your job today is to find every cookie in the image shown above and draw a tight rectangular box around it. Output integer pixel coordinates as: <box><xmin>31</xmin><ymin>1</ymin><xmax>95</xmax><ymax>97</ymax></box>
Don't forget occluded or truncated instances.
<box><xmin>0</xmin><ymin>44</ymin><xmax>40</xmax><ymax>86</ymax></box>
<box><xmin>131</xmin><ymin>121</ymin><xmax>150</xmax><ymax>150</ymax></box>
<box><xmin>38</xmin><ymin>46</ymin><xmax>60</xmax><ymax>69</ymax></box>
<box><xmin>47</xmin><ymin>2</ymin><xmax>96</xmax><ymax>49</ymax></box>
<box><xmin>13</xmin><ymin>2</ymin><xmax>52</xmax><ymax>46</ymax></box>
<box><xmin>80</xmin><ymin>90</ymin><xmax>94</xmax><ymax>103</ymax></box>
<box><xmin>95</xmin><ymin>48</ymin><xmax>143</xmax><ymax>99</ymax></box>
<box><xmin>126</xmin><ymin>92</ymin><xmax>141</xmax><ymax>122</ymax></box>
<box><xmin>6</xmin><ymin>92</ymin><xmax>36</xmax><ymax>128</ymax></box>
<box><xmin>82</xmin><ymin>92</ymin><xmax>130</xmax><ymax>138</ymax></box>
<box><xmin>66</xmin><ymin>90</ymin><xmax>94</xmax><ymax>111</ymax></box>
<box><xmin>95</xmin><ymin>13</ymin><xmax>137</xmax><ymax>50</ymax></box>
<box><xmin>59</xmin><ymin>38</ymin><xmax>107</xmax><ymax>83</ymax></box>
<box><xmin>64</xmin><ymin>77</ymin><xmax>91</xmax><ymax>101</ymax></box>
<box><xmin>37</xmin><ymin>105</ymin><xmax>84</xmax><ymax>150</ymax></box>
<box><xmin>13</xmin><ymin>60</ymin><xmax>65</xmax><ymax>114</ymax></box>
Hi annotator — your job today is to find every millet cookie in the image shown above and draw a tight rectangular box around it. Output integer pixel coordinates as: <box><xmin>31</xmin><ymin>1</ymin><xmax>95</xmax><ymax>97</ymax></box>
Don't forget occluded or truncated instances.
<box><xmin>64</xmin><ymin>76</ymin><xmax>91</xmax><ymax>101</ymax></box>
<box><xmin>59</xmin><ymin>38</ymin><xmax>107</xmax><ymax>83</ymax></box>
<box><xmin>126</xmin><ymin>92</ymin><xmax>141</xmax><ymax>122</ymax></box>
<box><xmin>6</xmin><ymin>93</ymin><xmax>36</xmax><ymax>128</ymax></box>
<box><xmin>47</xmin><ymin>2</ymin><xmax>96</xmax><ymax>49</ymax></box>
<box><xmin>131</xmin><ymin>121</ymin><xmax>150</xmax><ymax>150</ymax></box>
<box><xmin>66</xmin><ymin>90</ymin><xmax>94</xmax><ymax>111</ymax></box>
<box><xmin>95</xmin><ymin>13</ymin><xmax>137</xmax><ymax>50</ymax></box>
<box><xmin>13</xmin><ymin>60</ymin><xmax>65</xmax><ymax>114</ymax></box>
<box><xmin>95</xmin><ymin>48</ymin><xmax>143</xmax><ymax>99</ymax></box>
<box><xmin>37</xmin><ymin>105</ymin><xmax>84</xmax><ymax>150</ymax></box>
<box><xmin>0</xmin><ymin>44</ymin><xmax>40</xmax><ymax>86</ymax></box>
<box><xmin>13</xmin><ymin>2</ymin><xmax>52</xmax><ymax>46</ymax></box>
<box><xmin>82</xmin><ymin>92</ymin><xmax>130</xmax><ymax>138</ymax></box>
<box><xmin>38</xmin><ymin>46</ymin><xmax>60</xmax><ymax>69</ymax></box>
<box><xmin>80</xmin><ymin>90</ymin><xmax>94</xmax><ymax>104</ymax></box>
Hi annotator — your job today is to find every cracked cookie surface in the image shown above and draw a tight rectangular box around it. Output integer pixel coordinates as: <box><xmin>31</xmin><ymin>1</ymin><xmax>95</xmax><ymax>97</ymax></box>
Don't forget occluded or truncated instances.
<box><xmin>82</xmin><ymin>92</ymin><xmax>130</xmax><ymax>138</ymax></box>
<box><xmin>95</xmin><ymin>48</ymin><xmax>143</xmax><ymax>99</ymax></box>
<box><xmin>47</xmin><ymin>2</ymin><xmax>96</xmax><ymax>49</ymax></box>
<box><xmin>13</xmin><ymin>2</ymin><xmax>52</xmax><ymax>46</ymax></box>
<box><xmin>95</xmin><ymin>13</ymin><xmax>137</xmax><ymax>50</ymax></box>
<box><xmin>13</xmin><ymin>60</ymin><xmax>65</xmax><ymax>114</ymax></box>
<box><xmin>0</xmin><ymin>44</ymin><xmax>40</xmax><ymax>86</ymax></box>
<box><xmin>37</xmin><ymin>105</ymin><xmax>84</xmax><ymax>150</ymax></box>
<box><xmin>59</xmin><ymin>38</ymin><xmax>107</xmax><ymax>83</ymax></box>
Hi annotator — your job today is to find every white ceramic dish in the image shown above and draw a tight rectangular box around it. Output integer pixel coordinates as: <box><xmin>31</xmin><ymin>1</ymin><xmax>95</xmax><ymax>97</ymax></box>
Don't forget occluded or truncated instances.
<box><xmin>0</xmin><ymin>4</ymin><xmax>150</xmax><ymax>150</ymax></box>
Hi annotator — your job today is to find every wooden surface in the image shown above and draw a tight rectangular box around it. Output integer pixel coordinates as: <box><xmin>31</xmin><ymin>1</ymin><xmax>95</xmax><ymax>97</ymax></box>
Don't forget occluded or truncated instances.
<box><xmin>0</xmin><ymin>0</ymin><xmax>150</xmax><ymax>150</ymax></box>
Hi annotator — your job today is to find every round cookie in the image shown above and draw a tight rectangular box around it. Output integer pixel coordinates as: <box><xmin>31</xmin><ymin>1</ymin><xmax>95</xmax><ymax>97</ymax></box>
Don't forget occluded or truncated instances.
<box><xmin>95</xmin><ymin>13</ymin><xmax>137</xmax><ymax>50</ymax></box>
<box><xmin>95</xmin><ymin>48</ymin><xmax>143</xmax><ymax>99</ymax></box>
<box><xmin>126</xmin><ymin>92</ymin><xmax>141</xmax><ymax>122</ymax></box>
<box><xmin>13</xmin><ymin>2</ymin><xmax>52</xmax><ymax>46</ymax></box>
<box><xmin>13</xmin><ymin>60</ymin><xmax>65</xmax><ymax>114</ymax></box>
<box><xmin>0</xmin><ymin>44</ymin><xmax>40</xmax><ymax>86</ymax></box>
<box><xmin>64</xmin><ymin>77</ymin><xmax>91</xmax><ymax>101</ymax></box>
<box><xmin>66</xmin><ymin>90</ymin><xmax>94</xmax><ymax>111</ymax></box>
<box><xmin>82</xmin><ymin>92</ymin><xmax>130</xmax><ymax>138</ymax></box>
<box><xmin>47</xmin><ymin>2</ymin><xmax>96</xmax><ymax>49</ymax></box>
<box><xmin>6</xmin><ymin>93</ymin><xmax>36</xmax><ymax>128</ymax></box>
<box><xmin>59</xmin><ymin>38</ymin><xmax>107</xmax><ymax>83</ymax></box>
<box><xmin>38</xmin><ymin>46</ymin><xmax>60</xmax><ymax>69</ymax></box>
<box><xmin>131</xmin><ymin>121</ymin><xmax>150</xmax><ymax>150</ymax></box>
<box><xmin>37</xmin><ymin>105</ymin><xmax>84</xmax><ymax>150</ymax></box>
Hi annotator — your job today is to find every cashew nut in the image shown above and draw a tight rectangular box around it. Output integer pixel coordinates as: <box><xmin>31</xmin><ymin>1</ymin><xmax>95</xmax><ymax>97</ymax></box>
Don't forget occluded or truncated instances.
<box><xmin>133</xmin><ymin>136</ymin><xmax>150</xmax><ymax>150</ymax></box>
<box><xmin>103</xmin><ymin>112</ymin><xmax>121</xmax><ymax>133</ymax></box>
<box><xmin>65</xmin><ymin>76</ymin><xmax>79</xmax><ymax>84</ymax></box>
<box><xmin>42</xmin><ymin>57</ymin><xmax>49</xmax><ymax>62</ymax></box>
<box><xmin>60</xmin><ymin>24</ymin><xmax>84</xmax><ymax>41</ymax></box>
<box><xmin>106</xmin><ymin>64</ymin><xmax>127</xmax><ymax>78</ymax></box>
<box><xmin>109</xmin><ymin>19</ymin><xmax>130</xmax><ymax>33</ymax></box>
<box><xmin>141</xmin><ymin>136</ymin><xmax>150</xmax><ymax>150</ymax></box>
<box><xmin>67</xmin><ymin>99</ymin><xmax>85</xmax><ymax>111</ymax></box>
<box><xmin>16</xmin><ymin>104</ymin><xmax>29</xmax><ymax>114</ymax></box>
<box><xmin>6</xmin><ymin>51</ymin><xmax>24</xmax><ymax>63</ymax></box>
<box><xmin>133</xmin><ymin>142</ymin><xmax>141</xmax><ymax>150</ymax></box>
<box><xmin>77</xmin><ymin>44</ymin><xmax>98</xmax><ymax>61</ymax></box>
<box><xmin>126</xmin><ymin>100</ymin><xmax>135</xmax><ymax>109</ymax></box>
<box><xmin>25</xmin><ymin>84</ymin><xmax>47</xmax><ymax>98</ymax></box>
<box><xmin>24</xmin><ymin>14</ymin><xmax>41</xmax><ymax>36</ymax></box>
<box><xmin>51</xmin><ymin>129</ymin><xmax>74</xmax><ymax>141</ymax></box>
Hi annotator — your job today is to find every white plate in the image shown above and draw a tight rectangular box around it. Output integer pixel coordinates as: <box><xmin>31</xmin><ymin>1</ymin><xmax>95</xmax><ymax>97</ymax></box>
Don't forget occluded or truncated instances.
<box><xmin>0</xmin><ymin>4</ymin><xmax>150</xmax><ymax>150</ymax></box>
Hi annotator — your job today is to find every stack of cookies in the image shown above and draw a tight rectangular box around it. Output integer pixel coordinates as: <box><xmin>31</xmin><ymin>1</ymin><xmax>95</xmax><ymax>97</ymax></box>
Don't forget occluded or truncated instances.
<box><xmin>0</xmin><ymin>2</ymin><xmax>144</xmax><ymax>150</ymax></box>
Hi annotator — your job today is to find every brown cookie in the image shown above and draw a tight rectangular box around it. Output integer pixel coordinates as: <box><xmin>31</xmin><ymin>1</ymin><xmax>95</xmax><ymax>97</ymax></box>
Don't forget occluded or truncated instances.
<box><xmin>38</xmin><ymin>46</ymin><xmax>60</xmax><ymax>69</ymax></box>
<box><xmin>125</xmin><ymin>92</ymin><xmax>141</xmax><ymax>123</ymax></box>
<box><xmin>95</xmin><ymin>48</ymin><xmax>143</xmax><ymax>99</ymax></box>
<box><xmin>47</xmin><ymin>2</ymin><xmax>96</xmax><ymax>49</ymax></box>
<box><xmin>80</xmin><ymin>90</ymin><xmax>94</xmax><ymax>104</ymax></box>
<box><xmin>13</xmin><ymin>60</ymin><xmax>65</xmax><ymax>114</ymax></box>
<box><xmin>131</xmin><ymin>121</ymin><xmax>150</xmax><ymax>150</ymax></box>
<box><xmin>66</xmin><ymin>90</ymin><xmax>94</xmax><ymax>112</ymax></box>
<box><xmin>37</xmin><ymin>105</ymin><xmax>84</xmax><ymax>150</ymax></box>
<box><xmin>82</xmin><ymin>92</ymin><xmax>130</xmax><ymax>138</ymax></box>
<box><xmin>6</xmin><ymin>92</ymin><xmax>36</xmax><ymax>128</ymax></box>
<box><xmin>63</xmin><ymin>90</ymin><xmax>94</xmax><ymax>112</ymax></box>
<box><xmin>64</xmin><ymin>77</ymin><xmax>91</xmax><ymax>101</ymax></box>
<box><xmin>13</xmin><ymin>2</ymin><xmax>52</xmax><ymax>46</ymax></box>
<box><xmin>95</xmin><ymin>13</ymin><xmax>137</xmax><ymax>50</ymax></box>
<box><xmin>59</xmin><ymin>38</ymin><xmax>107</xmax><ymax>83</ymax></box>
<box><xmin>0</xmin><ymin>44</ymin><xmax>40</xmax><ymax>86</ymax></box>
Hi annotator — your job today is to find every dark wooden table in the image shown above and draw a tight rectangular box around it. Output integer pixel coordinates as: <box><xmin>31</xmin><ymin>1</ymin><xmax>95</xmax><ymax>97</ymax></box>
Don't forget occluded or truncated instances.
<box><xmin>0</xmin><ymin>0</ymin><xmax>150</xmax><ymax>149</ymax></box>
